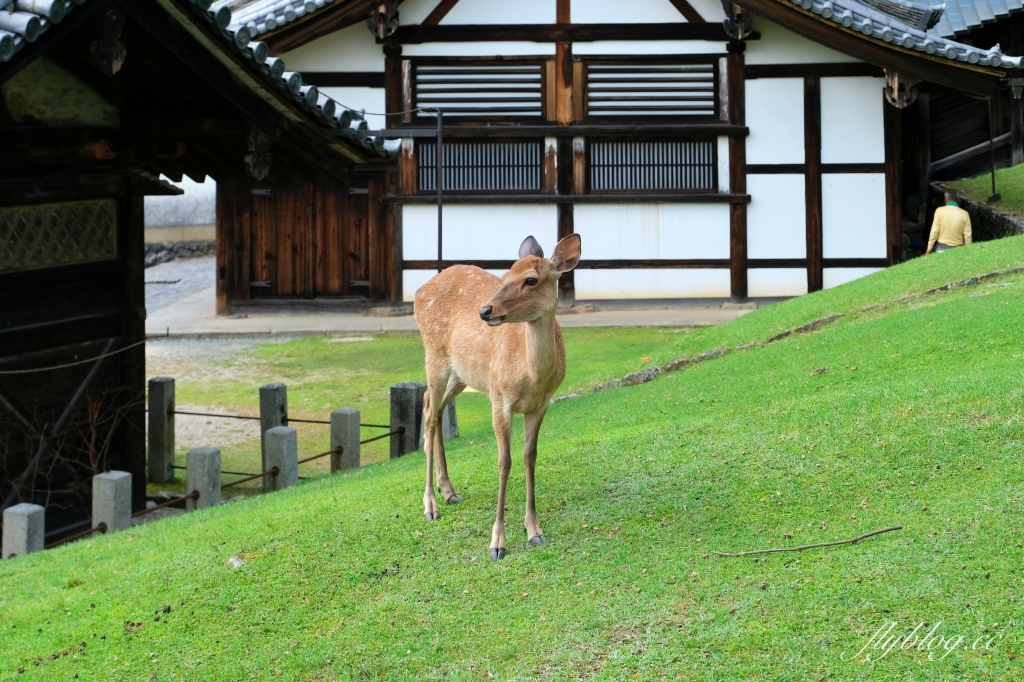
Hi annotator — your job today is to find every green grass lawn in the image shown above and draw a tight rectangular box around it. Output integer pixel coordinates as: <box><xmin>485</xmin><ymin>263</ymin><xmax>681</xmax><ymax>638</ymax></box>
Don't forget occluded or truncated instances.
<box><xmin>947</xmin><ymin>163</ymin><xmax>1024</xmax><ymax>220</ymax></box>
<box><xmin>3</xmin><ymin>236</ymin><xmax>1024</xmax><ymax>680</ymax></box>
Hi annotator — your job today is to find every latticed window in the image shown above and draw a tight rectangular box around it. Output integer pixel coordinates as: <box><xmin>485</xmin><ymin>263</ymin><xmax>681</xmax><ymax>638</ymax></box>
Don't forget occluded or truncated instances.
<box><xmin>588</xmin><ymin>140</ymin><xmax>716</xmax><ymax>191</ymax></box>
<box><xmin>412</xmin><ymin>62</ymin><xmax>544</xmax><ymax>119</ymax></box>
<box><xmin>583</xmin><ymin>60</ymin><xmax>718</xmax><ymax>118</ymax></box>
<box><xmin>418</xmin><ymin>140</ymin><xmax>542</xmax><ymax>192</ymax></box>
<box><xmin>0</xmin><ymin>199</ymin><xmax>118</xmax><ymax>273</ymax></box>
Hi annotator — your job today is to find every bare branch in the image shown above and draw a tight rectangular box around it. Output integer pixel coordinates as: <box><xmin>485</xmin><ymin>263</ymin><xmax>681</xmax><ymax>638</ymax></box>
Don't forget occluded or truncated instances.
<box><xmin>712</xmin><ymin>526</ymin><xmax>903</xmax><ymax>557</ymax></box>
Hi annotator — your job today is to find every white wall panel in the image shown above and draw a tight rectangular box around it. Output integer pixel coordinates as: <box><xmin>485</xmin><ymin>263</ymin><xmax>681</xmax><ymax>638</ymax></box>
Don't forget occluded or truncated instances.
<box><xmin>318</xmin><ymin>87</ymin><xmax>386</xmax><ymax>128</ymax></box>
<box><xmin>403</xmin><ymin>42</ymin><xmax>557</xmax><ymax>57</ymax></box>
<box><xmin>281</xmin><ymin>22</ymin><xmax>383</xmax><ymax>72</ymax></box>
<box><xmin>748</xmin><ymin>268</ymin><xmax>808</xmax><ymax>297</ymax></box>
<box><xmin>717</xmin><ymin>136</ymin><xmax>730</xmax><ymax>192</ymax></box>
<box><xmin>399</xmin><ymin>0</ymin><xmax>441</xmax><ymax>25</ymax></box>
<box><xmin>575</xmin><ymin>269</ymin><xmax>731</xmax><ymax>299</ymax></box>
<box><xmin>404</xmin><ymin>269</ymin><xmax>505</xmax><ymax>302</ymax></box>
<box><xmin>823</xmin><ymin>267</ymin><xmax>883</xmax><ymax>289</ymax></box>
<box><xmin>444</xmin><ymin>0</ymin><xmax>554</xmax><ymax>23</ymax></box>
<box><xmin>402</xmin><ymin>205</ymin><xmax>558</xmax><ymax>261</ymax></box>
<box><xmin>574</xmin><ymin>203</ymin><xmax>730</xmax><ymax>260</ymax></box>
<box><xmin>746</xmin><ymin>174</ymin><xmax>806</xmax><ymax>259</ymax></box>
<box><xmin>746</xmin><ymin>78</ymin><xmax>804</xmax><ymax>164</ymax></box>
<box><xmin>572</xmin><ymin>40</ymin><xmax>727</xmax><ymax>55</ymax></box>
<box><xmin>746</xmin><ymin>17</ymin><xmax>859</xmax><ymax>64</ymax></box>
<box><xmin>821</xmin><ymin>173</ymin><xmax>887</xmax><ymax>258</ymax></box>
<box><xmin>821</xmin><ymin>77</ymin><xmax>885</xmax><ymax>164</ymax></box>
<box><xmin>571</xmin><ymin>0</ymin><xmax>685</xmax><ymax>23</ymax></box>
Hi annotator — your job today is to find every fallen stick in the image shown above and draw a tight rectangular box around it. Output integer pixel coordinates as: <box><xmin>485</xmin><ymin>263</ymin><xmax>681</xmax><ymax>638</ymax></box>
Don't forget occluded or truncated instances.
<box><xmin>712</xmin><ymin>525</ymin><xmax>902</xmax><ymax>557</ymax></box>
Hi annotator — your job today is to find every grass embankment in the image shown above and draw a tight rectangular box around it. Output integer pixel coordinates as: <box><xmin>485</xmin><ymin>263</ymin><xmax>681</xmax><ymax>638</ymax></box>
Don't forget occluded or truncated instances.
<box><xmin>3</xmin><ymin>236</ymin><xmax>1024</xmax><ymax>680</ymax></box>
<box><xmin>947</xmin><ymin>163</ymin><xmax>1024</xmax><ymax>220</ymax></box>
<box><xmin>146</xmin><ymin>327</ymin><xmax>691</xmax><ymax>496</ymax></box>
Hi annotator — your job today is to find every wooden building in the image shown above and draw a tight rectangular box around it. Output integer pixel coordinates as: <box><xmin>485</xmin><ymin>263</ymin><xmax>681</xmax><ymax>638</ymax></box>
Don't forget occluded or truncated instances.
<box><xmin>215</xmin><ymin>0</ymin><xmax>1021</xmax><ymax>306</ymax></box>
<box><xmin>0</xmin><ymin>0</ymin><xmax>375</xmax><ymax>541</ymax></box>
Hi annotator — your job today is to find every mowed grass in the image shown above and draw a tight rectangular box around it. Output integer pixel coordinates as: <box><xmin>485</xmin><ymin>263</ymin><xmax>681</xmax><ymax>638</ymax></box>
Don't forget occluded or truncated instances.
<box><xmin>946</xmin><ymin>163</ymin><xmax>1024</xmax><ymax>220</ymax></box>
<box><xmin>2</xmin><ymin>236</ymin><xmax>1024</xmax><ymax>681</ymax></box>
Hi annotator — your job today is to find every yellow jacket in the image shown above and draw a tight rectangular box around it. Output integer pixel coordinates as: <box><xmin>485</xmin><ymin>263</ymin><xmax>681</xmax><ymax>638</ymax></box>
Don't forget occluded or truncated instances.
<box><xmin>928</xmin><ymin>204</ymin><xmax>972</xmax><ymax>250</ymax></box>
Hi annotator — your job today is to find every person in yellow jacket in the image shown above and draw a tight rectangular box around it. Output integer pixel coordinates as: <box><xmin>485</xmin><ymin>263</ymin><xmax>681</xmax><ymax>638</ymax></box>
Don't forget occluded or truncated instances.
<box><xmin>926</xmin><ymin>193</ymin><xmax>972</xmax><ymax>254</ymax></box>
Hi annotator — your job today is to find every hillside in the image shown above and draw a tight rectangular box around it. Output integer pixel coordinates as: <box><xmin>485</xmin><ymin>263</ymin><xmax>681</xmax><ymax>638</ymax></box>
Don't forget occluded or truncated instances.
<box><xmin>2</xmin><ymin>236</ymin><xmax>1023</xmax><ymax>681</ymax></box>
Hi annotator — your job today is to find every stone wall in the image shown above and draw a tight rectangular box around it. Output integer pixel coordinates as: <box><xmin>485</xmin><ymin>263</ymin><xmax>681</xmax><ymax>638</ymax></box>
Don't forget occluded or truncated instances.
<box><xmin>145</xmin><ymin>241</ymin><xmax>215</xmax><ymax>268</ymax></box>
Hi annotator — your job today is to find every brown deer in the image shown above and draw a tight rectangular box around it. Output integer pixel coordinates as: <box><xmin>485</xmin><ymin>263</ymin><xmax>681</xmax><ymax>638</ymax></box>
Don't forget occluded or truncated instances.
<box><xmin>414</xmin><ymin>234</ymin><xmax>581</xmax><ymax>560</ymax></box>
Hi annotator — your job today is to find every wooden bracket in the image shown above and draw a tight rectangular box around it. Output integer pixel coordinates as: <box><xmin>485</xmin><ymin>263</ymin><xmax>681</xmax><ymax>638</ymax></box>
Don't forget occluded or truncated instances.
<box><xmin>367</xmin><ymin>0</ymin><xmax>400</xmax><ymax>39</ymax></box>
<box><xmin>90</xmin><ymin>6</ymin><xmax>126</xmax><ymax>76</ymax></box>
<box><xmin>883</xmin><ymin>69</ymin><xmax>920</xmax><ymax>108</ymax></box>
<box><xmin>244</xmin><ymin>121</ymin><xmax>273</xmax><ymax>181</ymax></box>
<box><xmin>720</xmin><ymin>1</ymin><xmax>754</xmax><ymax>40</ymax></box>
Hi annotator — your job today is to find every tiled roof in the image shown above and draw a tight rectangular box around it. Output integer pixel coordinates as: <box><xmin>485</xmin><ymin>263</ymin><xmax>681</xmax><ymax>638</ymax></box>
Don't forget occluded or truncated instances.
<box><xmin>931</xmin><ymin>0</ymin><xmax>1023</xmax><ymax>37</ymax></box>
<box><xmin>214</xmin><ymin>0</ymin><xmax>336</xmax><ymax>37</ymax></box>
<box><xmin>0</xmin><ymin>0</ymin><xmax>388</xmax><ymax>154</ymax></box>
<box><xmin>786</xmin><ymin>0</ymin><xmax>1020</xmax><ymax>67</ymax></box>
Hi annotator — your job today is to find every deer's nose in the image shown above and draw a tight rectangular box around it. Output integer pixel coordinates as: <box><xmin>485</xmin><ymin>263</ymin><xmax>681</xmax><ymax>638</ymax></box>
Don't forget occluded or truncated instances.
<box><xmin>479</xmin><ymin>305</ymin><xmax>493</xmax><ymax>321</ymax></box>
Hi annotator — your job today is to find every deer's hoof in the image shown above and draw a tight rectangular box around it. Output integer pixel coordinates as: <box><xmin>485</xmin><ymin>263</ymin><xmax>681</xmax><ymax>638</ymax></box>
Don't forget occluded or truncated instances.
<box><xmin>445</xmin><ymin>494</ymin><xmax>463</xmax><ymax>504</ymax></box>
<box><xmin>529</xmin><ymin>534</ymin><xmax>547</xmax><ymax>546</ymax></box>
<box><xmin>425</xmin><ymin>511</ymin><xmax>440</xmax><ymax>521</ymax></box>
<box><xmin>489</xmin><ymin>547</ymin><xmax>506</xmax><ymax>561</ymax></box>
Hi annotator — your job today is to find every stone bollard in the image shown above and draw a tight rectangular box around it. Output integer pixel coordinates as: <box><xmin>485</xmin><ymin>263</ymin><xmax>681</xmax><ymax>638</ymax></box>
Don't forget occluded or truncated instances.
<box><xmin>186</xmin><ymin>447</ymin><xmax>221</xmax><ymax>511</ymax></box>
<box><xmin>264</xmin><ymin>426</ymin><xmax>299</xmax><ymax>491</ymax></box>
<box><xmin>419</xmin><ymin>400</ymin><xmax>459</xmax><ymax>449</ymax></box>
<box><xmin>259</xmin><ymin>383</ymin><xmax>287</xmax><ymax>493</ymax></box>
<box><xmin>390</xmin><ymin>382</ymin><xmax>426</xmax><ymax>459</ymax></box>
<box><xmin>92</xmin><ymin>471</ymin><xmax>132</xmax><ymax>533</ymax></box>
<box><xmin>148</xmin><ymin>377</ymin><xmax>175</xmax><ymax>484</ymax></box>
<box><xmin>330</xmin><ymin>408</ymin><xmax>360</xmax><ymax>472</ymax></box>
<box><xmin>2</xmin><ymin>503</ymin><xmax>45</xmax><ymax>559</ymax></box>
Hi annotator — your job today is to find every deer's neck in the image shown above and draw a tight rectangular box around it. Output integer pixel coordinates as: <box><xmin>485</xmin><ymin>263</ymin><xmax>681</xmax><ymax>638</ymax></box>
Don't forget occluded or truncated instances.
<box><xmin>524</xmin><ymin>309</ymin><xmax>559</xmax><ymax>380</ymax></box>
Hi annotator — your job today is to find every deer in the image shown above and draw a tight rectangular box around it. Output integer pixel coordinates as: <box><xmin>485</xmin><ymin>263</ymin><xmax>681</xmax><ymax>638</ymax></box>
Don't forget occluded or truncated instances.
<box><xmin>414</xmin><ymin>234</ymin><xmax>581</xmax><ymax>560</ymax></box>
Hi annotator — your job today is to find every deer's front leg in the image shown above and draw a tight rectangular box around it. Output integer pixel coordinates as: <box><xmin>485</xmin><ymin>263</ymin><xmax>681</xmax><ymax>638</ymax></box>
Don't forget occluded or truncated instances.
<box><xmin>422</xmin><ymin>393</ymin><xmax>440</xmax><ymax>521</ymax></box>
<box><xmin>523</xmin><ymin>408</ymin><xmax>547</xmax><ymax>546</ymax></box>
<box><xmin>490</xmin><ymin>405</ymin><xmax>513</xmax><ymax>561</ymax></box>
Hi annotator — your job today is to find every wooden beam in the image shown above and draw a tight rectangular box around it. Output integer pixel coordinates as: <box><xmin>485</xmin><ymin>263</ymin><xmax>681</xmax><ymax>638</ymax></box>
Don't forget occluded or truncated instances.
<box><xmin>394</xmin><ymin>23</ymin><xmax>731</xmax><ymax>43</ymax></box>
<box><xmin>555</xmin><ymin>42</ymin><xmax>573</xmax><ymax>126</ymax></box>
<box><xmin>667</xmin><ymin>0</ymin><xmax>705</xmax><ymax>23</ymax></box>
<box><xmin>261</xmin><ymin>0</ymin><xmax>385</xmax><ymax>54</ymax></box>
<box><xmin>557</xmin><ymin>0</ymin><xmax>570</xmax><ymax>23</ymax></box>
<box><xmin>344</xmin><ymin>124</ymin><xmax>750</xmax><ymax>137</ymax></box>
<box><xmin>804</xmin><ymin>76</ymin><xmax>823</xmax><ymax>293</ymax></box>
<box><xmin>746</xmin><ymin>63</ymin><xmax>883</xmax><ymax>79</ymax></box>
<box><xmin>388</xmin><ymin>193</ymin><xmax>752</xmax><ymax>204</ymax></box>
<box><xmin>423</xmin><ymin>0</ymin><xmax>462</xmax><ymax>26</ymax></box>
<box><xmin>929</xmin><ymin>132</ymin><xmax>1011</xmax><ymax>172</ymax></box>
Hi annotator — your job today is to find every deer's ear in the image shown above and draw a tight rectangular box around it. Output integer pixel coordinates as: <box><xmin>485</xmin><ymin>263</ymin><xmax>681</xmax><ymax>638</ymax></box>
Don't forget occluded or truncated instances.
<box><xmin>550</xmin><ymin>233</ymin><xmax>581</xmax><ymax>272</ymax></box>
<box><xmin>518</xmin><ymin>235</ymin><xmax>544</xmax><ymax>259</ymax></box>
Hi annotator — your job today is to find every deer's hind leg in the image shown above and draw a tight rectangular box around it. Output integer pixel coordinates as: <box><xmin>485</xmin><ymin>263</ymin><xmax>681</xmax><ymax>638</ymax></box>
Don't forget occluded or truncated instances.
<box><xmin>434</xmin><ymin>372</ymin><xmax>466</xmax><ymax>504</ymax></box>
<box><xmin>422</xmin><ymin>359</ymin><xmax>448</xmax><ymax>521</ymax></box>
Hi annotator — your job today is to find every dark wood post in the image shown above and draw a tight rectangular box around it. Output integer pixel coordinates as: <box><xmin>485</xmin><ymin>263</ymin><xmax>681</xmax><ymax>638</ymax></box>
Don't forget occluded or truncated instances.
<box><xmin>121</xmin><ymin>172</ymin><xmax>147</xmax><ymax>511</ymax></box>
<box><xmin>1011</xmin><ymin>14</ymin><xmax>1024</xmax><ymax>166</ymax></box>
<box><xmin>916</xmin><ymin>93</ymin><xmax>931</xmax><ymax>221</ymax></box>
<box><xmin>884</xmin><ymin>94</ymin><xmax>903</xmax><ymax>265</ymax></box>
<box><xmin>804</xmin><ymin>76</ymin><xmax>823</xmax><ymax>292</ymax></box>
<box><xmin>727</xmin><ymin>40</ymin><xmax>747</xmax><ymax>302</ymax></box>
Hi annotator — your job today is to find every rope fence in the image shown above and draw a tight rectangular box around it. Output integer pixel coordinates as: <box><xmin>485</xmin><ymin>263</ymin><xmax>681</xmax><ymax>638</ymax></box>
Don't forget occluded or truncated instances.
<box><xmin>152</xmin><ymin>409</ymin><xmax>393</xmax><ymax>430</ymax></box>
<box><xmin>132</xmin><ymin>491</ymin><xmax>200</xmax><ymax>517</ymax></box>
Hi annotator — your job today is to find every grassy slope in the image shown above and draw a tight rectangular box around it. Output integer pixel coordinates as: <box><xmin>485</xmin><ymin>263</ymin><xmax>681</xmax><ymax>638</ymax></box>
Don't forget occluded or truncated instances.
<box><xmin>3</xmin><ymin>236</ymin><xmax>1024</xmax><ymax>681</ymax></box>
<box><xmin>947</xmin><ymin>164</ymin><xmax>1024</xmax><ymax>221</ymax></box>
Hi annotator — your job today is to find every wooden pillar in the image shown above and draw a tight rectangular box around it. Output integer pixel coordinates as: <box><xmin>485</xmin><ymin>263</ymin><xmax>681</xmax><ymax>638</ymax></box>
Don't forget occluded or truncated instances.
<box><xmin>727</xmin><ymin>41</ymin><xmax>747</xmax><ymax>302</ymax></box>
<box><xmin>384</xmin><ymin>38</ymin><xmax>403</xmax><ymax>128</ymax></box>
<box><xmin>916</xmin><ymin>93</ymin><xmax>931</xmax><ymax>221</ymax></box>
<box><xmin>557</xmin><ymin>137</ymin><xmax>575</xmax><ymax>305</ymax></box>
<box><xmin>121</xmin><ymin>173</ymin><xmax>147</xmax><ymax>512</ymax></box>
<box><xmin>1012</xmin><ymin>14</ymin><xmax>1024</xmax><ymax>166</ymax></box>
<box><xmin>804</xmin><ymin>76</ymin><xmax>823</xmax><ymax>293</ymax></box>
<box><xmin>884</xmin><ymin>96</ymin><xmax>903</xmax><ymax>265</ymax></box>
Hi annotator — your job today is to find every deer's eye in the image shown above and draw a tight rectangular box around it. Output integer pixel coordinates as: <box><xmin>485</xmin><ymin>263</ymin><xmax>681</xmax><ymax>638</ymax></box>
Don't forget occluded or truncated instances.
<box><xmin>524</xmin><ymin>277</ymin><xmax>538</xmax><ymax>287</ymax></box>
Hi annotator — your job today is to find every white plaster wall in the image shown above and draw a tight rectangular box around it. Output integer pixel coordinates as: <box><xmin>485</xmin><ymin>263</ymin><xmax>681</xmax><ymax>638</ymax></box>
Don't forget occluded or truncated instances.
<box><xmin>443</xmin><ymin>0</ymin><xmax>555</xmax><ymax>23</ymax></box>
<box><xmin>280</xmin><ymin>22</ymin><xmax>384</xmax><ymax>72</ymax></box>
<box><xmin>575</xmin><ymin>269</ymin><xmax>731</xmax><ymax>299</ymax></box>
<box><xmin>746</xmin><ymin>174</ymin><xmax>806</xmax><ymax>259</ymax></box>
<box><xmin>823</xmin><ymin>267</ymin><xmax>883</xmax><ymax>289</ymax></box>
<box><xmin>572</xmin><ymin>41</ymin><xmax>727</xmax><ymax>55</ymax></box>
<box><xmin>748</xmin><ymin>268</ymin><xmax>808</xmax><ymax>297</ymax></box>
<box><xmin>574</xmin><ymin>203</ymin><xmax>730</xmax><ymax>260</ymax></box>
<box><xmin>820</xmin><ymin>77</ymin><xmax>885</xmax><ymax>164</ymax></box>
<box><xmin>399</xmin><ymin>0</ymin><xmax>442</xmax><ymax>25</ymax></box>
<box><xmin>403</xmin><ymin>42</ymin><xmax>557</xmax><ymax>56</ymax></box>
<box><xmin>746</xmin><ymin>78</ymin><xmax>804</xmax><ymax>165</ymax></box>
<box><xmin>717</xmin><ymin>136</ymin><xmax>730</xmax><ymax>192</ymax></box>
<box><xmin>319</xmin><ymin>86</ymin><xmax>387</xmax><ymax>128</ymax></box>
<box><xmin>745</xmin><ymin>17</ymin><xmax>859</xmax><ymax>64</ymax></box>
<box><xmin>404</xmin><ymin>268</ymin><xmax>505</xmax><ymax>302</ymax></box>
<box><xmin>403</xmin><ymin>204</ymin><xmax>558</xmax><ymax>261</ymax></box>
<box><xmin>571</xmin><ymin>0</ymin><xmax>685</xmax><ymax>23</ymax></box>
<box><xmin>821</xmin><ymin>173</ymin><xmax>887</xmax><ymax>258</ymax></box>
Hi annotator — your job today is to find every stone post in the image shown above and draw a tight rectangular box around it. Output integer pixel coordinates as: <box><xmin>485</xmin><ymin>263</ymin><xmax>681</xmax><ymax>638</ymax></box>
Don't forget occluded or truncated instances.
<box><xmin>2</xmin><ymin>503</ymin><xmax>44</xmax><ymax>559</ymax></box>
<box><xmin>264</xmin><ymin>426</ymin><xmax>299</xmax><ymax>491</ymax></box>
<box><xmin>390</xmin><ymin>382</ymin><xmax>425</xmax><ymax>459</ymax></box>
<box><xmin>147</xmin><ymin>377</ymin><xmax>175</xmax><ymax>483</ymax></box>
<box><xmin>259</xmin><ymin>383</ymin><xmax>287</xmax><ymax>493</ymax></box>
<box><xmin>186</xmin><ymin>447</ymin><xmax>221</xmax><ymax>511</ymax></box>
<box><xmin>92</xmin><ymin>470</ymin><xmax>132</xmax><ymax>533</ymax></box>
<box><xmin>330</xmin><ymin>408</ymin><xmax>360</xmax><ymax>472</ymax></box>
